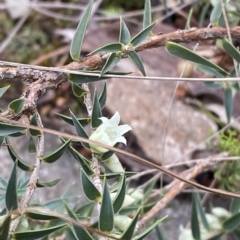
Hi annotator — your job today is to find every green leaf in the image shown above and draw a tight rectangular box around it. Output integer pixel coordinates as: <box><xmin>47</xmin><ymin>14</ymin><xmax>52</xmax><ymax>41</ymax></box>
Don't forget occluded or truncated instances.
<box><xmin>210</xmin><ymin>1</ymin><xmax>222</xmax><ymax>25</ymax></box>
<box><xmin>13</xmin><ymin>224</ymin><xmax>67</xmax><ymax>240</ymax></box>
<box><xmin>121</xmin><ymin>208</ymin><xmax>141</xmax><ymax>240</ymax></box>
<box><xmin>8</xmin><ymin>98</ymin><xmax>25</xmax><ymax>115</ymax></box>
<box><xmin>185</xmin><ymin>8</ymin><xmax>193</xmax><ymax>29</ymax></box>
<box><xmin>91</xmin><ymin>90</ymin><xmax>102</xmax><ymax>128</ymax></box>
<box><xmin>5</xmin><ymin>161</ymin><xmax>18</xmax><ymax>211</ymax></box>
<box><xmin>0</xmin><ymin>136</ymin><xmax>4</xmax><ymax>148</ymax></box>
<box><xmin>130</xmin><ymin>23</ymin><xmax>155</xmax><ymax>47</ymax></box>
<box><xmin>72</xmin><ymin>83</ymin><xmax>88</xmax><ymax>97</ymax></box>
<box><xmin>101</xmin><ymin>150</ymin><xmax>115</xmax><ymax>161</ymax></box>
<box><xmin>70</xmin><ymin>110</ymin><xmax>89</xmax><ymax>149</ymax></box>
<box><xmin>194</xmin><ymin>193</ymin><xmax>209</xmax><ymax>231</ymax></box>
<box><xmin>5</xmin><ymin>137</ymin><xmax>33</xmax><ymax>171</ymax></box>
<box><xmin>99</xmin><ymin>179</ymin><xmax>114</xmax><ymax>232</ymax></box>
<box><xmin>0</xmin><ymin>86</ymin><xmax>10</xmax><ymax>98</ymax></box>
<box><xmin>113</xmin><ymin>173</ymin><xmax>126</xmax><ymax>213</ymax></box>
<box><xmin>133</xmin><ymin>217</ymin><xmax>167</xmax><ymax>240</ymax></box>
<box><xmin>36</xmin><ymin>179</ymin><xmax>61</xmax><ymax>188</ymax></box>
<box><xmin>191</xmin><ymin>193</ymin><xmax>200</xmax><ymax>240</ymax></box>
<box><xmin>222</xmin><ymin>38</ymin><xmax>240</xmax><ymax>63</ymax></box>
<box><xmin>28</xmin><ymin>136</ymin><xmax>36</xmax><ymax>153</ymax></box>
<box><xmin>81</xmin><ymin>169</ymin><xmax>101</xmax><ymax>201</ymax></box>
<box><xmin>75</xmin><ymin>202</ymin><xmax>95</xmax><ymax>217</ymax></box>
<box><xmin>223</xmin><ymin>212</ymin><xmax>240</xmax><ymax>231</ymax></box>
<box><xmin>68</xmin><ymin>73</ymin><xmax>107</xmax><ymax>84</ymax></box>
<box><xmin>119</xmin><ymin>17</ymin><xmax>131</xmax><ymax>44</ymax></box>
<box><xmin>0</xmin><ymin>122</ymin><xmax>25</xmax><ymax>136</ymax></box>
<box><xmin>99</xmin><ymin>82</ymin><xmax>107</xmax><ymax>110</ymax></box>
<box><xmin>196</xmin><ymin>63</ymin><xmax>224</xmax><ymax>78</ymax></box>
<box><xmin>0</xmin><ymin>214</ymin><xmax>11</xmax><ymax>240</ymax></box>
<box><xmin>57</xmin><ymin>113</ymin><xmax>89</xmax><ymax>127</ymax></box>
<box><xmin>65</xmin><ymin>202</ymin><xmax>94</xmax><ymax>240</ymax></box>
<box><xmin>29</xmin><ymin>113</ymin><xmax>41</xmax><ymax>136</ymax></box>
<box><xmin>88</xmin><ymin>42</ymin><xmax>123</xmax><ymax>56</ymax></box>
<box><xmin>143</xmin><ymin>0</ymin><xmax>152</xmax><ymax>30</ymax></box>
<box><xmin>128</xmin><ymin>51</ymin><xmax>146</xmax><ymax>76</ymax></box>
<box><xmin>143</xmin><ymin>176</ymin><xmax>158</xmax><ymax>200</ymax></box>
<box><xmin>101</xmin><ymin>53</ymin><xmax>121</xmax><ymax>76</ymax></box>
<box><xmin>26</xmin><ymin>211</ymin><xmax>59</xmax><ymax>220</ymax></box>
<box><xmin>42</xmin><ymin>139</ymin><xmax>70</xmax><ymax>163</ymax></box>
<box><xmin>207</xmin><ymin>233</ymin><xmax>224</xmax><ymax>240</ymax></box>
<box><xmin>230</xmin><ymin>199</ymin><xmax>240</xmax><ymax>214</ymax></box>
<box><xmin>204</xmin><ymin>81</ymin><xmax>222</xmax><ymax>89</ymax></box>
<box><xmin>224</xmin><ymin>88</ymin><xmax>233</xmax><ymax>123</ymax></box>
<box><xmin>70</xmin><ymin>0</ymin><xmax>93</xmax><ymax>61</ymax></box>
<box><xmin>165</xmin><ymin>42</ymin><xmax>229</xmax><ymax>75</ymax></box>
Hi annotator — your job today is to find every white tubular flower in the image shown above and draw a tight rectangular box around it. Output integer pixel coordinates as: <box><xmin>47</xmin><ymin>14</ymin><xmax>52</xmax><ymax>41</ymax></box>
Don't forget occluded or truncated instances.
<box><xmin>89</xmin><ymin>112</ymin><xmax>132</xmax><ymax>153</ymax></box>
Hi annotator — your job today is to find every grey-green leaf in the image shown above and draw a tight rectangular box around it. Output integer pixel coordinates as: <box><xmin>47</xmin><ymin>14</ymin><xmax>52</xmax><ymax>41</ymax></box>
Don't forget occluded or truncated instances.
<box><xmin>0</xmin><ymin>85</ymin><xmax>10</xmax><ymax>98</ymax></box>
<box><xmin>113</xmin><ymin>173</ymin><xmax>126</xmax><ymax>213</ymax></box>
<box><xmin>91</xmin><ymin>90</ymin><xmax>102</xmax><ymax>128</ymax></box>
<box><xmin>223</xmin><ymin>212</ymin><xmax>240</xmax><ymax>231</ymax></box>
<box><xmin>0</xmin><ymin>214</ymin><xmax>11</xmax><ymax>240</ymax></box>
<box><xmin>191</xmin><ymin>194</ymin><xmax>200</xmax><ymax>240</ymax></box>
<box><xmin>121</xmin><ymin>208</ymin><xmax>141</xmax><ymax>240</ymax></box>
<box><xmin>28</xmin><ymin>136</ymin><xmax>36</xmax><ymax>153</ymax></box>
<box><xmin>166</xmin><ymin>42</ymin><xmax>229</xmax><ymax>75</ymax></box>
<box><xmin>99</xmin><ymin>82</ymin><xmax>107</xmax><ymax>109</ymax></box>
<box><xmin>81</xmin><ymin>169</ymin><xmax>101</xmax><ymax>201</ymax></box>
<box><xmin>42</xmin><ymin>139</ymin><xmax>71</xmax><ymax>163</ymax></box>
<box><xmin>36</xmin><ymin>179</ymin><xmax>61</xmax><ymax>188</ymax></box>
<box><xmin>230</xmin><ymin>199</ymin><xmax>240</xmax><ymax>214</ymax></box>
<box><xmin>0</xmin><ymin>123</ymin><xmax>25</xmax><ymax>136</ymax></box>
<box><xmin>196</xmin><ymin>63</ymin><xmax>224</xmax><ymax>78</ymax></box>
<box><xmin>99</xmin><ymin>179</ymin><xmax>114</xmax><ymax>232</ymax></box>
<box><xmin>6</xmin><ymin>161</ymin><xmax>18</xmax><ymax>211</ymax></box>
<box><xmin>72</xmin><ymin>83</ymin><xmax>88</xmax><ymax>97</ymax></box>
<box><xmin>224</xmin><ymin>88</ymin><xmax>233</xmax><ymax>123</ymax></box>
<box><xmin>130</xmin><ymin>23</ymin><xmax>155</xmax><ymax>47</ymax></box>
<box><xmin>57</xmin><ymin>113</ymin><xmax>90</xmax><ymax>127</ymax></box>
<box><xmin>210</xmin><ymin>1</ymin><xmax>222</xmax><ymax>24</ymax></box>
<box><xmin>29</xmin><ymin>113</ymin><xmax>41</xmax><ymax>136</ymax></box>
<box><xmin>143</xmin><ymin>0</ymin><xmax>152</xmax><ymax>30</ymax></box>
<box><xmin>128</xmin><ymin>51</ymin><xmax>146</xmax><ymax>76</ymax></box>
<box><xmin>69</xmin><ymin>73</ymin><xmax>107</xmax><ymax>84</ymax></box>
<box><xmin>119</xmin><ymin>16</ymin><xmax>131</xmax><ymax>44</ymax></box>
<box><xmin>8</xmin><ymin>98</ymin><xmax>25</xmax><ymax>115</ymax></box>
<box><xmin>88</xmin><ymin>42</ymin><xmax>123</xmax><ymax>56</ymax></box>
<box><xmin>101</xmin><ymin>53</ymin><xmax>121</xmax><ymax>76</ymax></box>
<box><xmin>26</xmin><ymin>211</ymin><xmax>59</xmax><ymax>220</ymax></box>
<box><xmin>70</xmin><ymin>0</ymin><xmax>93</xmax><ymax>61</ymax></box>
<box><xmin>13</xmin><ymin>224</ymin><xmax>67</xmax><ymax>240</ymax></box>
<box><xmin>222</xmin><ymin>38</ymin><xmax>240</xmax><ymax>63</ymax></box>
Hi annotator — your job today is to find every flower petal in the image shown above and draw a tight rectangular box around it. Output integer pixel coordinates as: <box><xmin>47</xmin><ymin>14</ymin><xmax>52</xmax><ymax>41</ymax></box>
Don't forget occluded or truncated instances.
<box><xmin>109</xmin><ymin>111</ymin><xmax>120</xmax><ymax>126</ymax></box>
<box><xmin>117</xmin><ymin>125</ymin><xmax>132</xmax><ymax>135</ymax></box>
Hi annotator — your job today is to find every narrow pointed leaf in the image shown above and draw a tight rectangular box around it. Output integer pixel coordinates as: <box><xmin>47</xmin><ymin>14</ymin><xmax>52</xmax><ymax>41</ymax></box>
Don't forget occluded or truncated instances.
<box><xmin>230</xmin><ymin>199</ymin><xmax>240</xmax><ymax>214</ymax></box>
<box><xmin>191</xmin><ymin>194</ymin><xmax>200</xmax><ymax>240</ymax></box>
<box><xmin>65</xmin><ymin>202</ymin><xmax>94</xmax><ymax>240</ymax></box>
<box><xmin>5</xmin><ymin>137</ymin><xmax>33</xmax><ymax>171</ymax></box>
<box><xmin>8</xmin><ymin>98</ymin><xmax>25</xmax><ymax>115</ymax></box>
<box><xmin>143</xmin><ymin>176</ymin><xmax>158</xmax><ymax>200</ymax></box>
<box><xmin>196</xmin><ymin>63</ymin><xmax>224</xmax><ymax>78</ymax></box>
<box><xmin>88</xmin><ymin>42</ymin><xmax>123</xmax><ymax>56</ymax></box>
<box><xmin>130</xmin><ymin>23</ymin><xmax>155</xmax><ymax>47</ymax></box>
<box><xmin>36</xmin><ymin>179</ymin><xmax>61</xmax><ymax>188</ymax></box>
<box><xmin>42</xmin><ymin>139</ymin><xmax>70</xmax><ymax>163</ymax></box>
<box><xmin>29</xmin><ymin>113</ymin><xmax>41</xmax><ymax>136</ymax></box>
<box><xmin>121</xmin><ymin>208</ymin><xmax>141</xmax><ymax>240</ymax></box>
<box><xmin>28</xmin><ymin>136</ymin><xmax>36</xmax><ymax>153</ymax></box>
<box><xmin>69</xmin><ymin>73</ymin><xmax>107</xmax><ymax>84</ymax></box>
<box><xmin>210</xmin><ymin>1</ymin><xmax>222</xmax><ymax>24</ymax></box>
<box><xmin>0</xmin><ymin>214</ymin><xmax>11</xmax><ymax>240</ymax></box>
<box><xmin>101</xmin><ymin>150</ymin><xmax>115</xmax><ymax>161</ymax></box>
<box><xmin>91</xmin><ymin>90</ymin><xmax>102</xmax><ymax>128</ymax></box>
<box><xmin>204</xmin><ymin>81</ymin><xmax>222</xmax><ymax>89</ymax></box>
<box><xmin>0</xmin><ymin>85</ymin><xmax>10</xmax><ymax>98</ymax></box>
<box><xmin>222</xmin><ymin>38</ymin><xmax>240</xmax><ymax>63</ymax></box>
<box><xmin>0</xmin><ymin>136</ymin><xmax>4</xmax><ymax>148</ymax></box>
<box><xmin>99</xmin><ymin>82</ymin><xmax>107</xmax><ymax>109</ymax></box>
<box><xmin>75</xmin><ymin>202</ymin><xmax>95</xmax><ymax>217</ymax></box>
<box><xmin>224</xmin><ymin>88</ymin><xmax>233</xmax><ymax>123</ymax></box>
<box><xmin>13</xmin><ymin>224</ymin><xmax>67</xmax><ymax>240</ymax></box>
<box><xmin>113</xmin><ymin>173</ymin><xmax>126</xmax><ymax>213</ymax></box>
<box><xmin>81</xmin><ymin>169</ymin><xmax>101</xmax><ymax>201</ymax></box>
<box><xmin>133</xmin><ymin>216</ymin><xmax>167</xmax><ymax>240</ymax></box>
<box><xmin>99</xmin><ymin>179</ymin><xmax>114</xmax><ymax>232</ymax></box>
<box><xmin>5</xmin><ymin>161</ymin><xmax>18</xmax><ymax>211</ymax></box>
<box><xmin>166</xmin><ymin>42</ymin><xmax>229</xmax><ymax>75</ymax></box>
<box><xmin>101</xmin><ymin>53</ymin><xmax>121</xmax><ymax>76</ymax></box>
<box><xmin>143</xmin><ymin>0</ymin><xmax>152</xmax><ymax>29</ymax></box>
<box><xmin>70</xmin><ymin>0</ymin><xmax>93</xmax><ymax>61</ymax></box>
<box><xmin>223</xmin><ymin>212</ymin><xmax>240</xmax><ymax>231</ymax></box>
<box><xmin>0</xmin><ymin>123</ymin><xmax>25</xmax><ymax>136</ymax></box>
<box><xmin>207</xmin><ymin>233</ymin><xmax>224</xmax><ymax>240</ymax></box>
<box><xmin>119</xmin><ymin>16</ymin><xmax>131</xmax><ymax>44</ymax></box>
<box><xmin>128</xmin><ymin>51</ymin><xmax>146</xmax><ymax>76</ymax></box>
<box><xmin>57</xmin><ymin>113</ymin><xmax>89</xmax><ymax>127</ymax></box>
<box><xmin>194</xmin><ymin>192</ymin><xmax>209</xmax><ymax>231</ymax></box>
<box><xmin>72</xmin><ymin>83</ymin><xmax>88</xmax><ymax>97</ymax></box>
<box><xmin>70</xmin><ymin>110</ymin><xmax>89</xmax><ymax>149</ymax></box>
<box><xmin>26</xmin><ymin>211</ymin><xmax>59</xmax><ymax>220</ymax></box>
